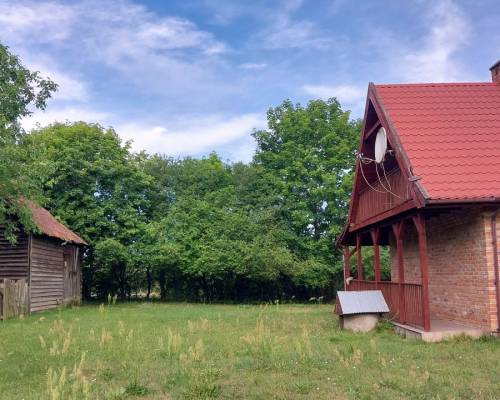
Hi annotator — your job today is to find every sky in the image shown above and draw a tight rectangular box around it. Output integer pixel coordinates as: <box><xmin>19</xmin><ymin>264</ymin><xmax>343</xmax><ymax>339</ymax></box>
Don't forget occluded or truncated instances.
<box><xmin>1</xmin><ymin>0</ymin><xmax>498</xmax><ymax>162</ymax></box>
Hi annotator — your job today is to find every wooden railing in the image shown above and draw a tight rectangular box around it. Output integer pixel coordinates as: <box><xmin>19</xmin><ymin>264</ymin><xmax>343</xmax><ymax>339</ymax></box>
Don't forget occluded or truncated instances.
<box><xmin>347</xmin><ymin>279</ymin><xmax>423</xmax><ymax>328</ymax></box>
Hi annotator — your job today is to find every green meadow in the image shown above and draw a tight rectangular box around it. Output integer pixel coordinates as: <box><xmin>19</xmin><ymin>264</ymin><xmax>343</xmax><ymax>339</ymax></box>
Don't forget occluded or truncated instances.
<box><xmin>0</xmin><ymin>303</ymin><xmax>498</xmax><ymax>399</ymax></box>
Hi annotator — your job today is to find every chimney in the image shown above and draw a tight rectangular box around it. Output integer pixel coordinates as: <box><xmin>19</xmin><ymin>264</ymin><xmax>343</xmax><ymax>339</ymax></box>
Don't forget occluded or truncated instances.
<box><xmin>490</xmin><ymin>60</ymin><xmax>500</xmax><ymax>83</ymax></box>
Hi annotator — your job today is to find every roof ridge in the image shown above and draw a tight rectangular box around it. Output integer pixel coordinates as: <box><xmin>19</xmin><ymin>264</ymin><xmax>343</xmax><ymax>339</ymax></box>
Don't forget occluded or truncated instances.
<box><xmin>374</xmin><ymin>82</ymin><xmax>499</xmax><ymax>88</ymax></box>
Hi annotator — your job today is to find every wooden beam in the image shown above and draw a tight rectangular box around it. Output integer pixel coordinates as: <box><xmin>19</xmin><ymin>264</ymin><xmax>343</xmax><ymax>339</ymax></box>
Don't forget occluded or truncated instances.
<box><xmin>370</xmin><ymin>228</ymin><xmax>381</xmax><ymax>287</ymax></box>
<box><xmin>363</xmin><ymin>121</ymin><xmax>381</xmax><ymax>140</ymax></box>
<box><xmin>412</xmin><ymin>214</ymin><xmax>431</xmax><ymax>332</ymax></box>
<box><xmin>348</xmin><ymin>200</ymin><xmax>416</xmax><ymax>233</ymax></box>
<box><xmin>392</xmin><ymin>221</ymin><xmax>406</xmax><ymax>324</ymax></box>
<box><xmin>348</xmin><ymin>247</ymin><xmax>358</xmax><ymax>258</ymax></box>
<box><xmin>343</xmin><ymin>246</ymin><xmax>351</xmax><ymax>290</ymax></box>
<box><xmin>356</xmin><ymin>234</ymin><xmax>364</xmax><ymax>280</ymax></box>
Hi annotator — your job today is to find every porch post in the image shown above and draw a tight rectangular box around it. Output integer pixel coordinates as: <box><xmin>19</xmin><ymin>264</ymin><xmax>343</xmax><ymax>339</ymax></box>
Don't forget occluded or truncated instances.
<box><xmin>356</xmin><ymin>233</ymin><xmax>364</xmax><ymax>280</ymax></box>
<box><xmin>412</xmin><ymin>214</ymin><xmax>431</xmax><ymax>332</ymax></box>
<box><xmin>343</xmin><ymin>246</ymin><xmax>351</xmax><ymax>290</ymax></box>
<box><xmin>392</xmin><ymin>221</ymin><xmax>406</xmax><ymax>324</ymax></box>
<box><xmin>370</xmin><ymin>228</ymin><xmax>381</xmax><ymax>288</ymax></box>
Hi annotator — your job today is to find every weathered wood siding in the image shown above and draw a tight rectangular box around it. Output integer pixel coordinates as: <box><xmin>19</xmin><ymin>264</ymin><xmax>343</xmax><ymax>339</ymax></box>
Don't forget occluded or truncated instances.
<box><xmin>354</xmin><ymin>168</ymin><xmax>412</xmax><ymax>225</ymax></box>
<box><xmin>30</xmin><ymin>236</ymin><xmax>65</xmax><ymax>312</ymax></box>
<box><xmin>63</xmin><ymin>245</ymin><xmax>81</xmax><ymax>303</ymax></box>
<box><xmin>0</xmin><ymin>278</ymin><xmax>29</xmax><ymax>320</ymax></box>
<box><xmin>0</xmin><ymin>227</ymin><xmax>29</xmax><ymax>280</ymax></box>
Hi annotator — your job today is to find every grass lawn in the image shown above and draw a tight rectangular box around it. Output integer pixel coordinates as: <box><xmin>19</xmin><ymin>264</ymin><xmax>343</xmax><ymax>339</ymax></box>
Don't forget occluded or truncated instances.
<box><xmin>0</xmin><ymin>303</ymin><xmax>499</xmax><ymax>399</ymax></box>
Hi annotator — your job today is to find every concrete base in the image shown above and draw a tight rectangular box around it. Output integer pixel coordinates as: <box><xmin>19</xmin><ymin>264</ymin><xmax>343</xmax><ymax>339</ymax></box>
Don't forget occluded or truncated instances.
<box><xmin>393</xmin><ymin>319</ymin><xmax>486</xmax><ymax>342</ymax></box>
<box><xmin>341</xmin><ymin>313</ymin><xmax>380</xmax><ymax>332</ymax></box>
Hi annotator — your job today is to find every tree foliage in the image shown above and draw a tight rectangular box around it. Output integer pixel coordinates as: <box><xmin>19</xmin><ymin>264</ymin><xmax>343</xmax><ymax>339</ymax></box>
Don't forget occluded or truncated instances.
<box><xmin>0</xmin><ymin>43</ymin><xmax>57</xmax><ymax>240</ymax></box>
<box><xmin>23</xmin><ymin>122</ymin><xmax>153</xmax><ymax>297</ymax></box>
<box><xmin>13</xmin><ymin>64</ymin><xmax>360</xmax><ymax>301</ymax></box>
<box><xmin>253</xmin><ymin>99</ymin><xmax>361</xmax><ymax>292</ymax></box>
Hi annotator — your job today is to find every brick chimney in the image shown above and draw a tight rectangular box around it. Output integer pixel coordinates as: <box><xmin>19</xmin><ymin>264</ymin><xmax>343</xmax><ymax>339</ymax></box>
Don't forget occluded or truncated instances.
<box><xmin>490</xmin><ymin>60</ymin><xmax>500</xmax><ymax>83</ymax></box>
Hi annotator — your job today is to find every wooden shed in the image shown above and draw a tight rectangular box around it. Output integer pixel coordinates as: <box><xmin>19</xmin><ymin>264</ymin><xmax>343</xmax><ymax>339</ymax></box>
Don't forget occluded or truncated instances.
<box><xmin>0</xmin><ymin>202</ymin><xmax>87</xmax><ymax>314</ymax></box>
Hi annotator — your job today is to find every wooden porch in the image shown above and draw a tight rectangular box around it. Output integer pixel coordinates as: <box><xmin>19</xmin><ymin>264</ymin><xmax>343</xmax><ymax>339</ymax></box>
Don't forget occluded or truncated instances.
<box><xmin>343</xmin><ymin>212</ymin><xmax>490</xmax><ymax>338</ymax></box>
<box><xmin>347</xmin><ymin>280</ymin><xmax>424</xmax><ymax>328</ymax></box>
<box><xmin>343</xmin><ymin>214</ymin><xmax>431</xmax><ymax>331</ymax></box>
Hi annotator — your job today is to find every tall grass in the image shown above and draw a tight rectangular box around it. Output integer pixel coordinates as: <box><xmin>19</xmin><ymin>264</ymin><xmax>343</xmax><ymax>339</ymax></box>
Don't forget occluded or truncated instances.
<box><xmin>0</xmin><ymin>303</ymin><xmax>498</xmax><ymax>399</ymax></box>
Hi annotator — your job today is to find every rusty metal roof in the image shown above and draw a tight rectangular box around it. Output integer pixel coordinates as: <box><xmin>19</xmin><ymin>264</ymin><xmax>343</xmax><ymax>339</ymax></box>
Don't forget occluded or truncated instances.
<box><xmin>336</xmin><ymin>290</ymin><xmax>389</xmax><ymax>315</ymax></box>
<box><xmin>26</xmin><ymin>202</ymin><xmax>87</xmax><ymax>245</ymax></box>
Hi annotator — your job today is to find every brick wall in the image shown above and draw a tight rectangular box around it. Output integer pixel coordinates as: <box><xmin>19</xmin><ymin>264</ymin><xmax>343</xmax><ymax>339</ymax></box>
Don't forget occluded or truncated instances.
<box><xmin>390</xmin><ymin>208</ymin><xmax>499</xmax><ymax>330</ymax></box>
<box><xmin>483</xmin><ymin>212</ymin><xmax>500</xmax><ymax>331</ymax></box>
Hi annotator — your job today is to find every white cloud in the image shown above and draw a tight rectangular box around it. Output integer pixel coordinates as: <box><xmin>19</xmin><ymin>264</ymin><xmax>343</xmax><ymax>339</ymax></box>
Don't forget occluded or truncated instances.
<box><xmin>261</xmin><ymin>20</ymin><xmax>333</xmax><ymax>50</ymax></box>
<box><xmin>82</xmin><ymin>2</ymin><xmax>227</xmax><ymax>63</ymax></box>
<box><xmin>303</xmin><ymin>84</ymin><xmax>365</xmax><ymax>103</ymax></box>
<box><xmin>23</xmin><ymin>59</ymin><xmax>89</xmax><ymax>102</ymax></box>
<box><xmin>21</xmin><ymin>107</ymin><xmax>111</xmax><ymax>132</ymax></box>
<box><xmin>128</xmin><ymin>16</ymin><xmax>227</xmax><ymax>54</ymax></box>
<box><xmin>117</xmin><ymin>113</ymin><xmax>266</xmax><ymax>161</ymax></box>
<box><xmin>391</xmin><ymin>0</ymin><xmax>472</xmax><ymax>82</ymax></box>
<box><xmin>21</xmin><ymin>103</ymin><xmax>267</xmax><ymax>161</ymax></box>
<box><xmin>303</xmin><ymin>84</ymin><xmax>366</xmax><ymax>115</ymax></box>
<box><xmin>0</xmin><ymin>1</ymin><xmax>228</xmax><ymax>87</ymax></box>
<box><xmin>250</xmin><ymin>0</ymin><xmax>333</xmax><ymax>50</ymax></box>
<box><xmin>0</xmin><ymin>1</ymin><xmax>75</xmax><ymax>44</ymax></box>
<box><xmin>22</xmin><ymin>105</ymin><xmax>265</xmax><ymax>162</ymax></box>
<box><xmin>239</xmin><ymin>63</ymin><xmax>267</xmax><ymax>70</ymax></box>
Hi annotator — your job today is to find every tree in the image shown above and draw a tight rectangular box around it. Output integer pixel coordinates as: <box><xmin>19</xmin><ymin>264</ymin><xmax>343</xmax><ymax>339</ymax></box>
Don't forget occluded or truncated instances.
<box><xmin>94</xmin><ymin>239</ymin><xmax>130</xmax><ymax>299</ymax></box>
<box><xmin>22</xmin><ymin>122</ymin><xmax>153</xmax><ymax>297</ymax></box>
<box><xmin>253</xmin><ymin>99</ymin><xmax>361</xmax><ymax>291</ymax></box>
<box><xmin>19</xmin><ymin>98</ymin><xmax>361</xmax><ymax>301</ymax></box>
<box><xmin>0</xmin><ymin>43</ymin><xmax>57</xmax><ymax>240</ymax></box>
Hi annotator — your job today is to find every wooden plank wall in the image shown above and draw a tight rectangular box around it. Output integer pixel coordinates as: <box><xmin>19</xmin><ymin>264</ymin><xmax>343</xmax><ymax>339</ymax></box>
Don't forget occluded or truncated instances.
<box><xmin>63</xmin><ymin>245</ymin><xmax>82</xmax><ymax>303</ymax></box>
<box><xmin>0</xmin><ymin>227</ymin><xmax>29</xmax><ymax>280</ymax></box>
<box><xmin>355</xmin><ymin>168</ymin><xmax>411</xmax><ymax>224</ymax></box>
<box><xmin>30</xmin><ymin>236</ymin><xmax>65</xmax><ymax>312</ymax></box>
<box><xmin>0</xmin><ymin>279</ymin><xmax>29</xmax><ymax>319</ymax></box>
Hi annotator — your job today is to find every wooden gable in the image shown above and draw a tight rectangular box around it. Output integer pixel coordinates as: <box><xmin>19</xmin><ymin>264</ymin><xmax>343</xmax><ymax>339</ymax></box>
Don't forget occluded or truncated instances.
<box><xmin>342</xmin><ymin>83</ymin><xmax>425</xmax><ymax>243</ymax></box>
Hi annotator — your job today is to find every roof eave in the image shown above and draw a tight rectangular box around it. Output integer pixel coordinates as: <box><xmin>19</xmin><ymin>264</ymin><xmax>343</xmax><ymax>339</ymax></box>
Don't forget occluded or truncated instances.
<box><xmin>426</xmin><ymin>197</ymin><xmax>500</xmax><ymax>205</ymax></box>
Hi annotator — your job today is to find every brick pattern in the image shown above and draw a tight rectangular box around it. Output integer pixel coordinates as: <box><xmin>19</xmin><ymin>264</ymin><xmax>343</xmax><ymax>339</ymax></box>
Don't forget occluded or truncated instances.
<box><xmin>483</xmin><ymin>212</ymin><xmax>500</xmax><ymax>331</ymax></box>
<box><xmin>390</xmin><ymin>208</ymin><xmax>499</xmax><ymax>330</ymax></box>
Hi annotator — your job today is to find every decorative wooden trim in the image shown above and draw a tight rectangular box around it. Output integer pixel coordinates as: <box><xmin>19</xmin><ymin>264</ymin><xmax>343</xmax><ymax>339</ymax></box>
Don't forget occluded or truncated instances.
<box><xmin>412</xmin><ymin>214</ymin><xmax>431</xmax><ymax>331</ymax></box>
<box><xmin>349</xmin><ymin>200</ymin><xmax>415</xmax><ymax>233</ymax></box>
<box><xmin>356</xmin><ymin>234</ymin><xmax>364</xmax><ymax>280</ymax></box>
<box><xmin>343</xmin><ymin>247</ymin><xmax>351</xmax><ymax>290</ymax></box>
<box><xmin>392</xmin><ymin>220</ymin><xmax>406</xmax><ymax>324</ymax></box>
<box><xmin>370</xmin><ymin>228</ymin><xmax>381</xmax><ymax>287</ymax></box>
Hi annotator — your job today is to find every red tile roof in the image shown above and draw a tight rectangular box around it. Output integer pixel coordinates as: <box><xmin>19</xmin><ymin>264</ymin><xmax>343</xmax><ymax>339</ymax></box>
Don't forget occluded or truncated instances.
<box><xmin>374</xmin><ymin>82</ymin><xmax>500</xmax><ymax>201</ymax></box>
<box><xmin>26</xmin><ymin>202</ymin><xmax>87</xmax><ymax>245</ymax></box>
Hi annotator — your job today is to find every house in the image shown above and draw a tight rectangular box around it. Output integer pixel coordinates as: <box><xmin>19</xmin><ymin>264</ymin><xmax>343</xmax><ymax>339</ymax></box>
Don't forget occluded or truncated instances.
<box><xmin>0</xmin><ymin>202</ymin><xmax>87</xmax><ymax>314</ymax></box>
<box><xmin>338</xmin><ymin>61</ymin><xmax>500</xmax><ymax>340</ymax></box>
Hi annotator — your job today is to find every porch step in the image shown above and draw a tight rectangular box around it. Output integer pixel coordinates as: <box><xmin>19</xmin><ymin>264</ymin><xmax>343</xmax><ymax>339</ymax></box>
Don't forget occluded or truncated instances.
<box><xmin>392</xmin><ymin>319</ymin><xmax>486</xmax><ymax>342</ymax></box>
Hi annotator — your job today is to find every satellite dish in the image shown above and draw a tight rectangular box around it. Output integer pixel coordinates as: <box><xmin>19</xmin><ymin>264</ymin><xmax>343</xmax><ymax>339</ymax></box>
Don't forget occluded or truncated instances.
<box><xmin>374</xmin><ymin>127</ymin><xmax>387</xmax><ymax>163</ymax></box>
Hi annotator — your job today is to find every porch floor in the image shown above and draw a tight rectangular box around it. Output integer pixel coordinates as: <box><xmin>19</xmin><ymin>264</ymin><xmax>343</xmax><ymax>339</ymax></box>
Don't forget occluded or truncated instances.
<box><xmin>392</xmin><ymin>319</ymin><xmax>486</xmax><ymax>342</ymax></box>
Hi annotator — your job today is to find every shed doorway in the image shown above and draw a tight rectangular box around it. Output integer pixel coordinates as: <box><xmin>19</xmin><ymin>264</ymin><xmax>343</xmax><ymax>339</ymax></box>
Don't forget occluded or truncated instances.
<box><xmin>63</xmin><ymin>247</ymin><xmax>80</xmax><ymax>303</ymax></box>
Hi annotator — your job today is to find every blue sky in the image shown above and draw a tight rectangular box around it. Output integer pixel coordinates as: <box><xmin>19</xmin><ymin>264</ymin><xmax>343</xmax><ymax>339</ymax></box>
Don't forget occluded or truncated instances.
<box><xmin>1</xmin><ymin>0</ymin><xmax>498</xmax><ymax>162</ymax></box>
